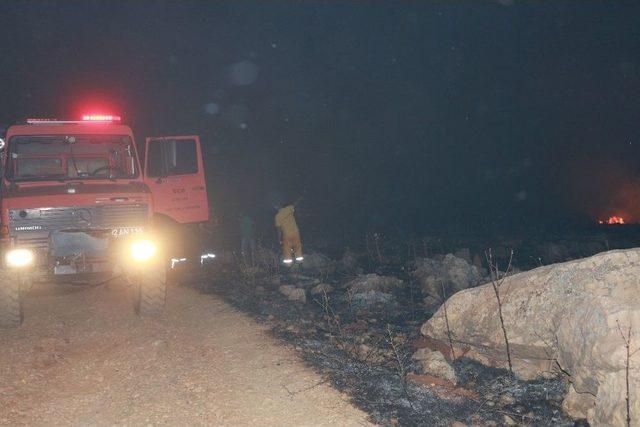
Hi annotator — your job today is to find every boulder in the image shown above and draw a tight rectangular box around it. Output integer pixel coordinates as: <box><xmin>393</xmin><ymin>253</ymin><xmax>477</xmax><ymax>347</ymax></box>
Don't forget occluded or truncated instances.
<box><xmin>350</xmin><ymin>291</ymin><xmax>396</xmax><ymax>310</ymax></box>
<box><xmin>412</xmin><ymin>348</ymin><xmax>457</xmax><ymax>385</ymax></box>
<box><xmin>420</xmin><ymin>249</ymin><xmax>640</xmax><ymax>426</ymax></box>
<box><xmin>345</xmin><ymin>274</ymin><xmax>403</xmax><ymax>310</ymax></box>
<box><xmin>412</xmin><ymin>254</ymin><xmax>484</xmax><ymax>298</ymax></box>
<box><xmin>278</xmin><ymin>285</ymin><xmax>306</xmax><ymax>304</ymax></box>
<box><xmin>346</xmin><ymin>273</ymin><xmax>404</xmax><ymax>294</ymax></box>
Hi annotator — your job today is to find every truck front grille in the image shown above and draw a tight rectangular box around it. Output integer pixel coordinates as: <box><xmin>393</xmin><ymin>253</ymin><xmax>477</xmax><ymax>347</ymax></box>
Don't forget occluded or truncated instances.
<box><xmin>9</xmin><ymin>204</ymin><xmax>149</xmax><ymax>247</ymax></box>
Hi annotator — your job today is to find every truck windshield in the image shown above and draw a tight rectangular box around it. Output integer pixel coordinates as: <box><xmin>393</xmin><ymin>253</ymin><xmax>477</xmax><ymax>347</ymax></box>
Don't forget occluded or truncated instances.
<box><xmin>6</xmin><ymin>135</ymin><xmax>138</xmax><ymax>182</ymax></box>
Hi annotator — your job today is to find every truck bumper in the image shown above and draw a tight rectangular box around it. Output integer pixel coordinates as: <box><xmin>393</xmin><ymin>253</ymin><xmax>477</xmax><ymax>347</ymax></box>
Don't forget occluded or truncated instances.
<box><xmin>2</xmin><ymin>230</ymin><xmax>162</xmax><ymax>282</ymax></box>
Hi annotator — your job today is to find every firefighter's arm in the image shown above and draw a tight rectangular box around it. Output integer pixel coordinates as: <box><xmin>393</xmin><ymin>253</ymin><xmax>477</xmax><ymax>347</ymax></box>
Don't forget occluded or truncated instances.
<box><xmin>276</xmin><ymin>226</ymin><xmax>283</xmax><ymax>243</ymax></box>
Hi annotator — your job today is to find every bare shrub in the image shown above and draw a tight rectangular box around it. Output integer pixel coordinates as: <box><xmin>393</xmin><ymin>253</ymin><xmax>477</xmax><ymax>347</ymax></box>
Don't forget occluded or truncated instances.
<box><xmin>617</xmin><ymin>320</ymin><xmax>639</xmax><ymax>427</ymax></box>
<box><xmin>386</xmin><ymin>324</ymin><xmax>415</xmax><ymax>411</ymax></box>
<box><xmin>485</xmin><ymin>248</ymin><xmax>514</xmax><ymax>374</ymax></box>
<box><xmin>314</xmin><ymin>290</ymin><xmax>349</xmax><ymax>351</ymax></box>
<box><xmin>365</xmin><ymin>232</ymin><xmax>385</xmax><ymax>264</ymax></box>
<box><xmin>533</xmin><ymin>330</ymin><xmax>570</xmax><ymax>378</ymax></box>
<box><xmin>253</xmin><ymin>242</ymin><xmax>281</xmax><ymax>274</ymax></box>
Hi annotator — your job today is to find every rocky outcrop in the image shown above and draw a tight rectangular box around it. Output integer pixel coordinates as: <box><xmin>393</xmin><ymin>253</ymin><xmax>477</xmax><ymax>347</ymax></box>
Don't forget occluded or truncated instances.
<box><xmin>278</xmin><ymin>285</ymin><xmax>306</xmax><ymax>304</ymax></box>
<box><xmin>346</xmin><ymin>274</ymin><xmax>404</xmax><ymax>294</ymax></box>
<box><xmin>412</xmin><ymin>254</ymin><xmax>484</xmax><ymax>298</ymax></box>
<box><xmin>350</xmin><ymin>291</ymin><xmax>396</xmax><ymax>310</ymax></box>
<box><xmin>346</xmin><ymin>274</ymin><xmax>403</xmax><ymax>310</ymax></box>
<box><xmin>421</xmin><ymin>249</ymin><xmax>640</xmax><ymax>426</ymax></box>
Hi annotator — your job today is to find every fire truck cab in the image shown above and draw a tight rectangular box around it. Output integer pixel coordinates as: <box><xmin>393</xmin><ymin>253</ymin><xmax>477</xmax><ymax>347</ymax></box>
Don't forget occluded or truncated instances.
<box><xmin>0</xmin><ymin>115</ymin><xmax>209</xmax><ymax>327</ymax></box>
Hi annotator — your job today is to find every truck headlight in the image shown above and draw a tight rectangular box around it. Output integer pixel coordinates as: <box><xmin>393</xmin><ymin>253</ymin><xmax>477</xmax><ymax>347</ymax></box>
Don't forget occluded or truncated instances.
<box><xmin>130</xmin><ymin>239</ymin><xmax>157</xmax><ymax>262</ymax></box>
<box><xmin>6</xmin><ymin>248</ymin><xmax>34</xmax><ymax>268</ymax></box>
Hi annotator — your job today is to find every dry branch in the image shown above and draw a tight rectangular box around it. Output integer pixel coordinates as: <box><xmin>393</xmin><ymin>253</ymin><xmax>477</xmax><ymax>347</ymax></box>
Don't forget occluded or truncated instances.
<box><xmin>485</xmin><ymin>248</ymin><xmax>514</xmax><ymax>374</ymax></box>
<box><xmin>441</xmin><ymin>283</ymin><xmax>456</xmax><ymax>360</ymax></box>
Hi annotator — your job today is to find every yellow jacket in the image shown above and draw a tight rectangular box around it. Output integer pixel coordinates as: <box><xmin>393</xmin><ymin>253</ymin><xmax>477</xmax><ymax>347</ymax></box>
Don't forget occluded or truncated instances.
<box><xmin>275</xmin><ymin>205</ymin><xmax>299</xmax><ymax>236</ymax></box>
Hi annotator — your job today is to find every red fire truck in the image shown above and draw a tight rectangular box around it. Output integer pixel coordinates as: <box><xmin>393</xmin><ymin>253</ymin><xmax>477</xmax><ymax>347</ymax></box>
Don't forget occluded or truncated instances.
<box><xmin>0</xmin><ymin>115</ymin><xmax>209</xmax><ymax>326</ymax></box>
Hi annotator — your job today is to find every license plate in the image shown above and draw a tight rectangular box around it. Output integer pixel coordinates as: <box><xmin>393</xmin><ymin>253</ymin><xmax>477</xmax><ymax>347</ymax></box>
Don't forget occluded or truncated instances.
<box><xmin>111</xmin><ymin>227</ymin><xmax>144</xmax><ymax>237</ymax></box>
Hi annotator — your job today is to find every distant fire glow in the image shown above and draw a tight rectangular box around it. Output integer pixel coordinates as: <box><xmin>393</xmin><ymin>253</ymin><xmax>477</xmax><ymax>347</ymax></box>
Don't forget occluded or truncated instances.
<box><xmin>598</xmin><ymin>216</ymin><xmax>625</xmax><ymax>225</ymax></box>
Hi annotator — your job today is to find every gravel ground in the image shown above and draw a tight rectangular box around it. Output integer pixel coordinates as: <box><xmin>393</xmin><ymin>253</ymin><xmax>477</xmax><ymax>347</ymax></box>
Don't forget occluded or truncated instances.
<box><xmin>0</xmin><ymin>280</ymin><xmax>370</xmax><ymax>426</ymax></box>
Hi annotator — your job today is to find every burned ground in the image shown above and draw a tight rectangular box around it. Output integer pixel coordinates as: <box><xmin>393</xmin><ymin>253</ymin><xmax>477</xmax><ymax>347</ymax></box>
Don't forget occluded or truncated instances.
<box><xmin>193</xmin><ymin>242</ymin><xmax>582</xmax><ymax>426</ymax></box>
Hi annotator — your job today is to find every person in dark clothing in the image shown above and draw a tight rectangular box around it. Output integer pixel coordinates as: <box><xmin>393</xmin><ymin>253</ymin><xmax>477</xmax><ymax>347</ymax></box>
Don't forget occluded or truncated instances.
<box><xmin>239</xmin><ymin>213</ymin><xmax>256</xmax><ymax>264</ymax></box>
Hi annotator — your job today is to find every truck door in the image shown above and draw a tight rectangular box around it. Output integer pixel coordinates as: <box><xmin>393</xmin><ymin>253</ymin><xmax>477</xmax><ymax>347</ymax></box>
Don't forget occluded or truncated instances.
<box><xmin>143</xmin><ymin>135</ymin><xmax>209</xmax><ymax>224</ymax></box>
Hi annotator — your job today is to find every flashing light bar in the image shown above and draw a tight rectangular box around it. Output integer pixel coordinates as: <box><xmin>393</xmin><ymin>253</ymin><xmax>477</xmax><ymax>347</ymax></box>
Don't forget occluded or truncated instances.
<box><xmin>82</xmin><ymin>114</ymin><xmax>121</xmax><ymax>122</ymax></box>
<box><xmin>26</xmin><ymin>118</ymin><xmax>59</xmax><ymax>124</ymax></box>
<box><xmin>26</xmin><ymin>115</ymin><xmax>122</xmax><ymax>125</ymax></box>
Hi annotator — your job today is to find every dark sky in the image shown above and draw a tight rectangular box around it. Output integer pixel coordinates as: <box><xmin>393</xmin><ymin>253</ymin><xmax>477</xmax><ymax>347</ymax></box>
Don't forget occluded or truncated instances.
<box><xmin>1</xmin><ymin>1</ymin><xmax>640</xmax><ymax>242</ymax></box>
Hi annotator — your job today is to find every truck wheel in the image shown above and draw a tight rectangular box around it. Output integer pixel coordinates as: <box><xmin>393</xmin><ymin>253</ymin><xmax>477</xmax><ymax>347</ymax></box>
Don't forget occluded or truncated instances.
<box><xmin>134</xmin><ymin>262</ymin><xmax>167</xmax><ymax>316</ymax></box>
<box><xmin>0</xmin><ymin>269</ymin><xmax>23</xmax><ymax>327</ymax></box>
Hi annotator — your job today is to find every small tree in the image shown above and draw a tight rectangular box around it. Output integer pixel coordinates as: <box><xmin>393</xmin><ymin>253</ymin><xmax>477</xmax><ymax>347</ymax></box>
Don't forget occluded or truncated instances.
<box><xmin>617</xmin><ymin>320</ymin><xmax>638</xmax><ymax>427</ymax></box>
<box><xmin>485</xmin><ymin>248</ymin><xmax>514</xmax><ymax>374</ymax></box>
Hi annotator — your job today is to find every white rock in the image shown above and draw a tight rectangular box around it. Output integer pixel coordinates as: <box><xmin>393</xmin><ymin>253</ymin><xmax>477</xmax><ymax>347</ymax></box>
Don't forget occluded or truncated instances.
<box><xmin>350</xmin><ymin>291</ymin><xmax>396</xmax><ymax>310</ymax></box>
<box><xmin>278</xmin><ymin>285</ymin><xmax>306</xmax><ymax>304</ymax></box>
<box><xmin>346</xmin><ymin>274</ymin><xmax>404</xmax><ymax>294</ymax></box>
<box><xmin>421</xmin><ymin>249</ymin><xmax>640</xmax><ymax>426</ymax></box>
<box><xmin>412</xmin><ymin>348</ymin><xmax>457</xmax><ymax>385</ymax></box>
<box><xmin>413</xmin><ymin>254</ymin><xmax>483</xmax><ymax>298</ymax></box>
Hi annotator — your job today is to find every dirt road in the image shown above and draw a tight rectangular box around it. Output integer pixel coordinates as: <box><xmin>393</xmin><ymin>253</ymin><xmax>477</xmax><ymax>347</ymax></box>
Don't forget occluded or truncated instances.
<box><xmin>0</xmin><ymin>281</ymin><xmax>369</xmax><ymax>426</ymax></box>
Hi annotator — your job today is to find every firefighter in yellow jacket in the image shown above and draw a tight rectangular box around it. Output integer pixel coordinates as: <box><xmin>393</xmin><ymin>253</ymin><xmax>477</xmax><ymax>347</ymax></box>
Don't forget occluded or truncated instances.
<box><xmin>275</xmin><ymin>204</ymin><xmax>303</xmax><ymax>264</ymax></box>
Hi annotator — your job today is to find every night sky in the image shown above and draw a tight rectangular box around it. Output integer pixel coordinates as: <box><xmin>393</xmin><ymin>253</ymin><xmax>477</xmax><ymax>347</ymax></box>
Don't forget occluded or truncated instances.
<box><xmin>1</xmin><ymin>1</ymin><xmax>640</xmax><ymax>245</ymax></box>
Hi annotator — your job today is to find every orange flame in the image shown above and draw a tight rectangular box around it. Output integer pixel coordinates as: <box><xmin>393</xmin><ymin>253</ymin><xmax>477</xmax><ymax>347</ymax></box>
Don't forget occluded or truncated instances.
<box><xmin>598</xmin><ymin>216</ymin><xmax>625</xmax><ymax>225</ymax></box>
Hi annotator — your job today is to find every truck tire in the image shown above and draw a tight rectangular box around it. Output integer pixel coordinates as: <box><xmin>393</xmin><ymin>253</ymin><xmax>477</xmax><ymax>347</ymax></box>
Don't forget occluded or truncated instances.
<box><xmin>134</xmin><ymin>262</ymin><xmax>167</xmax><ymax>316</ymax></box>
<box><xmin>0</xmin><ymin>269</ymin><xmax>22</xmax><ymax>327</ymax></box>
